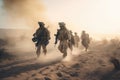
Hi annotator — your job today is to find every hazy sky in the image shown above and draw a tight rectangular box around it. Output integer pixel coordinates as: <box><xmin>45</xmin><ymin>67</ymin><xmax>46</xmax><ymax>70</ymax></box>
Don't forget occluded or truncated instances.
<box><xmin>0</xmin><ymin>0</ymin><xmax>120</xmax><ymax>34</ymax></box>
<box><xmin>43</xmin><ymin>0</ymin><xmax>120</xmax><ymax>34</ymax></box>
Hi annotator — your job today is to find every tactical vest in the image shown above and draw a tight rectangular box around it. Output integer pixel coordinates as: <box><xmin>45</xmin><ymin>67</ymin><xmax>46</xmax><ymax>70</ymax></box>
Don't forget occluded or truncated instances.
<box><xmin>58</xmin><ymin>29</ymin><xmax>69</xmax><ymax>41</ymax></box>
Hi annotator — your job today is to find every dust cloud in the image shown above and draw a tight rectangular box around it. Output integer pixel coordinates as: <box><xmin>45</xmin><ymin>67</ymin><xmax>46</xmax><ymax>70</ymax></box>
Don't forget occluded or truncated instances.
<box><xmin>0</xmin><ymin>0</ymin><xmax>61</xmax><ymax>62</ymax></box>
<box><xmin>3</xmin><ymin>0</ymin><xmax>46</xmax><ymax>28</ymax></box>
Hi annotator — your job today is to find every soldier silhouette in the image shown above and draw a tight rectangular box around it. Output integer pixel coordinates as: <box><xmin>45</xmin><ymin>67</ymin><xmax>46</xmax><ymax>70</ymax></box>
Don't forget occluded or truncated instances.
<box><xmin>32</xmin><ymin>22</ymin><xmax>50</xmax><ymax>58</ymax></box>
<box><xmin>81</xmin><ymin>30</ymin><xmax>90</xmax><ymax>51</ymax></box>
<box><xmin>54</xmin><ymin>22</ymin><xmax>70</xmax><ymax>58</ymax></box>
<box><xmin>74</xmin><ymin>32</ymin><xmax>80</xmax><ymax>48</ymax></box>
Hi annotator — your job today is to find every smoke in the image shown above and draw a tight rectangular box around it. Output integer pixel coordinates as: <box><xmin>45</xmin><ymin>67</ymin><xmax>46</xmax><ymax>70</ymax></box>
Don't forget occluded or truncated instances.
<box><xmin>3</xmin><ymin>0</ymin><xmax>46</xmax><ymax>28</ymax></box>
<box><xmin>0</xmin><ymin>0</ymin><xmax>46</xmax><ymax>58</ymax></box>
<box><xmin>0</xmin><ymin>0</ymin><xmax>58</xmax><ymax>63</ymax></box>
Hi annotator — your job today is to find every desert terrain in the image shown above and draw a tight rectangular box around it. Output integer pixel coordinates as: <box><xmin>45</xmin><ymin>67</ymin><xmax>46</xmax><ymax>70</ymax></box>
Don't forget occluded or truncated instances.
<box><xmin>0</xmin><ymin>29</ymin><xmax>120</xmax><ymax>80</ymax></box>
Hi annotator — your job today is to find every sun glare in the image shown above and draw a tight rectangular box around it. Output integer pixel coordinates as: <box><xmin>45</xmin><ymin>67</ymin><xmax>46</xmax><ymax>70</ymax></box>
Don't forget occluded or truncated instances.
<box><xmin>44</xmin><ymin>0</ymin><xmax>120</xmax><ymax>35</ymax></box>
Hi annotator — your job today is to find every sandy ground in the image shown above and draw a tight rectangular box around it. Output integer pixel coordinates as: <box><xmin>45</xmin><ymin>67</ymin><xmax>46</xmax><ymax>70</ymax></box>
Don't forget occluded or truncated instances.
<box><xmin>0</xmin><ymin>43</ymin><xmax>120</xmax><ymax>80</ymax></box>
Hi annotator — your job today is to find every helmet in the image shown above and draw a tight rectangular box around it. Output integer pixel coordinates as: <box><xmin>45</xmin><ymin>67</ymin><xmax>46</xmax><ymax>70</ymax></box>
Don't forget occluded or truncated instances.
<box><xmin>38</xmin><ymin>22</ymin><xmax>45</xmax><ymax>26</ymax></box>
<box><xmin>74</xmin><ymin>32</ymin><xmax>77</xmax><ymax>34</ymax></box>
<box><xmin>82</xmin><ymin>30</ymin><xmax>85</xmax><ymax>33</ymax></box>
<box><xmin>58</xmin><ymin>22</ymin><xmax>65</xmax><ymax>26</ymax></box>
<box><xmin>70</xmin><ymin>30</ymin><xmax>72</xmax><ymax>33</ymax></box>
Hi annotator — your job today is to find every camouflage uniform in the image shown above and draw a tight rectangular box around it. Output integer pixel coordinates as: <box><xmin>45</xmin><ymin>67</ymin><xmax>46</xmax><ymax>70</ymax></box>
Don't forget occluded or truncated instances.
<box><xmin>74</xmin><ymin>32</ymin><xmax>80</xmax><ymax>47</ymax></box>
<box><xmin>81</xmin><ymin>31</ymin><xmax>90</xmax><ymax>51</ymax></box>
<box><xmin>34</xmin><ymin>22</ymin><xmax>50</xmax><ymax>58</ymax></box>
<box><xmin>55</xmin><ymin>22</ymin><xmax>69</xmax><ymax>58</ymax></box>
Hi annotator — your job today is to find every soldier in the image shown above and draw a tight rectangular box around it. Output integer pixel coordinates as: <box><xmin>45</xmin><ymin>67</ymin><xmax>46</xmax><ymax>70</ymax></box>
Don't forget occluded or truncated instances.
<box><xmin>81</xmin><ymin>30</ymin><xmax>90</xmax><ymax>51</ymax></box>
<box><xmin>54</xmin><ymin>22</ymin><xmax>69</xmax><ymax>58</ymax></box>
<box><xmin>32</xmin><ymin>22</ymin><xmax>50</xmax><ymax>58</ymax></box>
<box><xmin>74</xmin><ymin>32</ymin><xmax>80</xmax><ymax>47</ymax></box>
<box><xmin>68</xmin><ymin>30</ymin><xmax>75</xmax><ymax>51</ymax></box>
